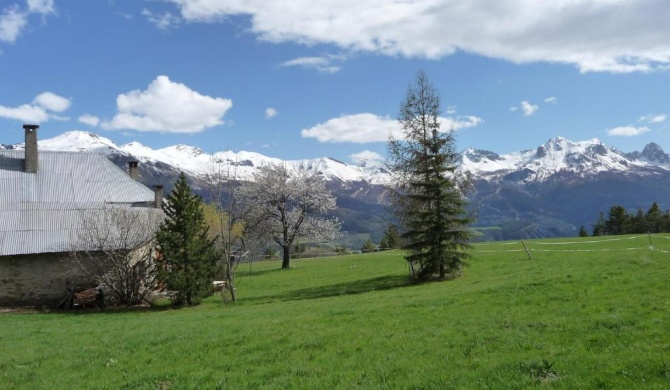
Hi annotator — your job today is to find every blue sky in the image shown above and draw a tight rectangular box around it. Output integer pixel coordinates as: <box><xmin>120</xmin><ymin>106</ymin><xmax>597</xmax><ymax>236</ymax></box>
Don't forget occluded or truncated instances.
<box><xmin>1</xmin><ymin>0</ymin><xmax>669</xmax><ymax>165</ymax></box>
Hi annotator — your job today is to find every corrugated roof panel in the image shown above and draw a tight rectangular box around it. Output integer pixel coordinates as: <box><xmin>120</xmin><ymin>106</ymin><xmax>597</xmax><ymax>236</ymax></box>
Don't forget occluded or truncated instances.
<box><xmin>0</xmin><ymin>150</ymin><xmax>160</xmax><ymax>256</ymax></box>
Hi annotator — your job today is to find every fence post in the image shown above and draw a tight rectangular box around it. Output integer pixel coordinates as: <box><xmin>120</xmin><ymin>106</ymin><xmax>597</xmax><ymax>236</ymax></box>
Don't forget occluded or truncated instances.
<box><xmin>522</xmin><ymin>241</ymin><xmax>533</xmax><ymax>259</ymax></box>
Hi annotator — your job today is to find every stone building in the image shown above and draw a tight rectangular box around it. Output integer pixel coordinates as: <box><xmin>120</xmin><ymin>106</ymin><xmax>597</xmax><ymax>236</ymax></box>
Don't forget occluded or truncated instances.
<box><xmin>0</xmin><ymin>125</ymin><xmax>162</xmax><ymax>307</ymax></box>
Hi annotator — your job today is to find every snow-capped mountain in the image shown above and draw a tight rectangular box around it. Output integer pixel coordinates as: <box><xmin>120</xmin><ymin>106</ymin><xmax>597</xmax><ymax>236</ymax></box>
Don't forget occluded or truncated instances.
<box><xmin>2</xmin><ymin>131</ymin><xmax>390</xmax><ymax>185</ymax></box>
<box><xmin>460</xmin><ymin>136</ymin><xmax>670</xmax><ymax>183</ymax></box>
<box><xmin>5</xmin><ymin>131</ymin><xmax>669</xmax><ymax>185</ymax></box>
<box><xmin>5</xmin><ymin>130</ymin><xmax>670</xmax><ymax>241</ymax></box>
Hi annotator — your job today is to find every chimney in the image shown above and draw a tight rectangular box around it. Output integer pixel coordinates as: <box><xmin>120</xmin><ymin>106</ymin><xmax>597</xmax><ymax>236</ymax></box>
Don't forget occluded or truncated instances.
<box><xmin>23</xmin><ymin>124</ymin><xmax>39</xmax><ymax>173</ymax></box>
<box><xmin>128</xmin><ymin>160</ymin><xmax>139</xmax><ymax>181</ymax></box>
<box><xmin>153</xmin><ymin>184</ymin><xmax>164</xmax><ymax>209</ymax></box>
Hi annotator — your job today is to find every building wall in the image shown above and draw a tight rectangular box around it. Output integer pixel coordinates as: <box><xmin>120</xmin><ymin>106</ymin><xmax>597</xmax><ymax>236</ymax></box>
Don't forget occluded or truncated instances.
<box><xmin>0</xmin><ymin>253</ymin><xmax>94</xmax><ymax>307</ymax></box>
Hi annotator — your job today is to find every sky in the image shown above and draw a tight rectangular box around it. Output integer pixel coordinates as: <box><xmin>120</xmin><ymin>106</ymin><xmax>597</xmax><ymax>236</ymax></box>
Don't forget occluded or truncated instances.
<box><xmin>1</xmin><ymin>0</ymin><xmax>670</xmax><ymax>166</ymax></box>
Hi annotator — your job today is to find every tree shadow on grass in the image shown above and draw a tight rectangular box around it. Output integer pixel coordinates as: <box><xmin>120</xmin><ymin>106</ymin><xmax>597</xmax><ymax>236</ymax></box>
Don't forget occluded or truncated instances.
<box><xmin>235</xmin><ymin>265</ymin><xmax>286</xmax><ymax>278</ymax></box>
<box><xmin>247</xmin><ymin>274</ymin><xmax>416</xmax><ymax>304</ymax></box>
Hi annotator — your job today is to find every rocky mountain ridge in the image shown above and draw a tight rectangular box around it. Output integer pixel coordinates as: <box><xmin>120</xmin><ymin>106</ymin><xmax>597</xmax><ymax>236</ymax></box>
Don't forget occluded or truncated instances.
<box><xmin>4</xmin><ymin>131</ymin><xmax>670</xmax><ymax>241</ymax></box>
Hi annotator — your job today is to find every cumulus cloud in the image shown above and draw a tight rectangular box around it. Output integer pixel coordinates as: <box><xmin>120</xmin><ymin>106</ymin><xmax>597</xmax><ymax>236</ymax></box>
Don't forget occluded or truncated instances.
<box><xmin>27</xmin><ymin>0</ymin><xmax>54</xmax><ymax>15</ymax></box>
<box><xmin>280</xmin><ymin>54</ymin><xmax>344</xmax><ymax>73</ymax></box>
<box><xmin>101</xmin><ymin>75</ymin><xmax>233</xmax><ymax>133</ymax></box>
<box><xmin>0</xmin><ymin>104</ymin><xmax>48</xmax><ymax>122</ymax></box>
<box><xmin>142</xmin><ymin>9</ymin><xmax>180</xmax><ymax>30</ymax></box>
<box><xmin>166</xmin><ymin>0</ymin><xmax>670</xmax><ymax>73</ymax></box>
<box><xmin>544</xmin><ymin>96</ymin><xmax>557</xmax><ymax>104</ymax></box>
<box><xmin>520</xmin><ymin>101</ymin><xmax>538</xmax><ymax>116</ymax></box>
<box><xmin>0</xmin><ymin>1</ymin><xmax>54</xmax><ymax>43</ymax></box>
<box><xmin>0</xmin><ymin>91</ymin><xmax>70</xmax><ymax>123</ymax></box>
<box><xmin>639</xmin><ymin>114</ymin><xmax>666</xmax><ymax>124</ymax></box>
<box><xmin>607</xmin><ymin>126</ymin><xmax>650</xmax><ymax>137</ymax></box>
<box><xmin>265</xmin><ymin>107</ymin><xmax>277</xmax><ymax>119</ymax></box>
<box><xmin>301</xmin><ymin>112</ymin><xmax>483</xmax><ymax>143</ymax></box>
<box><xmin>350</xmin><ymin>150</ymin><xmax>383</xmax><ymax>166</ymax></box>
<box><xmin>0</xmin><ymin>6</ymin><xmax>26</xmax><ymax>43</ymax></box>
<box><xmin>443</xmin><ymin>115</ymin><xmax>483</xmax><ymax>130</ymax></box>
<box><xmin>302</xmin><ymin>113</ymin><xmax>397</xmax><ymax>143</ymax></box>
<box><xmin>78</xmin><ymin>114</ymin><xmax>100</xmax><ymax>127</ymax></box>
<box><xmin>34</xmin><ymin>92</ymin><xmax>71</xmax><ymax>112</ymax></box>
<box><xmin>510</xmin><ymin>101</ymin><xmax>539</xmax><ymax>116</ymax></box>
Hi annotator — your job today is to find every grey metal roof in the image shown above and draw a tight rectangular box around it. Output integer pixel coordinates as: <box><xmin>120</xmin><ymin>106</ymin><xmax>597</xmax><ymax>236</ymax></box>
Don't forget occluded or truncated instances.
<box><xmin>0</xmin><ymin>151</ymin><xmax>158</xmax><ymax>256</ymax></box>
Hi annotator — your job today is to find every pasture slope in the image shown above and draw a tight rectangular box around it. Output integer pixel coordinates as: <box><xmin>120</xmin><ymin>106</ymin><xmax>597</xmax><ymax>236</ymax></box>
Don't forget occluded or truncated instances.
<box><xmin>1</xmin><ymin>234</ymin><xmax>669</xmax><ymax>389</ymax></box>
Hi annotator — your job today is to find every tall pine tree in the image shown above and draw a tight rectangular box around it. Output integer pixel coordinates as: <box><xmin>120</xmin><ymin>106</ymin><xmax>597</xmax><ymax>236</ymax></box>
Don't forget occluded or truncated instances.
<box><xmin>156</xmin><ymin>173</ymin><xmax>218</xmax><ymax>306</ymax></box>
<box><xmin>387</xmin><ymin>70</ymin><xmax>472</xmax><ymax>280</ymax></box>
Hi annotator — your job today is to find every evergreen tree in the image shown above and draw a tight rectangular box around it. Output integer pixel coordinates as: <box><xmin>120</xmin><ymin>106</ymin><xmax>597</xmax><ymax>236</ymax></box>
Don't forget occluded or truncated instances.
<box><xmin>578</xmin><ymin>226</ymin><xmax>588</xmax><ymax>237</ymax></box>
<box><xmin>592</xmin><ymin>211</ymin><xmax>606</xmax><ymax>236</ymax></box>
<box><xmin>605</xmin><ymin>205</ymin><xmax>630</xmax><ymax>235</ymax></box>
<box><xmin>630</xmin><ymin>208</ymin><xmax>648</xmax><ymax>234</ymax></box>
<box><xmin>646</xmin><ymin>202</ymin><xmax>662</xmax><ymax>233</ymax></box>
<box><xmin>380</xmin><ymin>223</ymin><xmax>402</xmax><ymax>249</ymax></box>
<box><xmin>361</xmin><ymin>238</ymin><xmax>376</xmax><ymax>253</ymax></box>
<box><xmin>156</xmin><ymin>173</ymin><xmax>218</xmax><ymax>306</ymax></box>
<box><xmin>387</xmin><ymin>70</ymin><xmax>472</xmax><ymax>280</ymax></box>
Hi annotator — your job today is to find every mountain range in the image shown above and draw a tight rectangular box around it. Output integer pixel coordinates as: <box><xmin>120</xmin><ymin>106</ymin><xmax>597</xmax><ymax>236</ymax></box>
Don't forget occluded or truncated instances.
<box><xmin>4</xmin><ymin>131</ymin><xmax>670</xmax><ymax>243</ymax></box>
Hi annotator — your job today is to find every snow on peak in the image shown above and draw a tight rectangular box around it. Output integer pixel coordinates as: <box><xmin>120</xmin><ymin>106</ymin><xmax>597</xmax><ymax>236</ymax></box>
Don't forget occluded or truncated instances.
<box><xmin>14</xmin><ymin>130</ymin><xmax>669</xmax><ymax>185</ymax></box>
<box><xmin>460</xmin><ymin>136</ymin><xmax>643</xmax><ymax>182</ymax></box>
<box><xmin>38</xmin><ymin>131</ymin><xmax>121</xmax><ymax>154</ymax></box>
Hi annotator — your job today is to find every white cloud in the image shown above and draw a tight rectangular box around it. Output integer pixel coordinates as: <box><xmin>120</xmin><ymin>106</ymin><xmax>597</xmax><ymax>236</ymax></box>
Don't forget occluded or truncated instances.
<box><xmin>142</xmin><ymin>9</ymin><xmax>180</xmax><ymax>30</ymax></box>
<box><xmin>520</xmin><ymin>101</ymin><xmax>538</xmax><ymax>116</ymax></box>
<box><xmin>167</xmin><ymin>0</ymin><xmax>670</xmax><ymax>73</ymax></box>
<box><xmin>265</xmin><ymin>107</ymin><xmax>277</xmax><ymax>119</ymax></box>
<box><xmin>101</xmin><ymin>75</ymin><xmax>233</xmax><ymax>133</ymax></box>
<box><xmin>0</xmin><ymin>104</ymin><xmax>48</xmax><ymax>122</ymax></box>
<box><xmin>350</xmin><ymin>150</ymin><xmax>383</xmax><ymax>166</ymax></box>
<box><xmin>0</xmin><ymin>91</ymin><xmax>70</xmax><ymax>123</ymax></box>
<box><xmin>446</xmin><ymin>106</ymin><xmax>457</xmax><ymax>115</ymax></box>
<box><xmin>280</xmin><ymin>54</ymin><xmax>344</xmax><ymax>73</ymax></box>
<box><xmin>607</xmin><ymin>126</ymin><xmax>650</xmax><ymax>137</ymax></box>
<box><xmin>78</xmin><ymin>114</ymin><xmax>100</xmax><ymax>127</ymax></box>
<box><xmin>509</xmin><ymin>106</ymin><xmax>518</xmax><ymax>112</ymax></box>
<box><xmin>27</xmin><ymin>0</ymin><xmax>54</xmax><ymax>15</ymax></box>
<box><xmin>302</xmin><ymin>113</ymin><xmax>397</xmax><ymax>143</ymax></box>
<box><xmin>544</xmin><ymin>96</ymin><xmax>557</xmax><ymax>104</ymax></box>
<box><xmin>0</xmin><ymin>6</ymin><xmax>27</xmax><ymax>43</ymax></box>
<box><xmin>0</xmin><ymin>1</ymin><xmax>55</xmax><ymax>44</ymax></box>
<box><xmin>34</xmin><ymin>92</ymin><xmax>70</xmax><ymax>112</ymax></box>
<box><xmin>301</xmin><ymin>112</ymin><xmax>483</xmax><ymax>143</ymax></box>
<box><xmin>639</xmin><ymin>114</ymin><xmax>666</xmax><ymax>124</ymax></box>
<box><xmin>442</xmin><ymin>115</ymin><xmax>484</xmax><ymax>130</ymax></box>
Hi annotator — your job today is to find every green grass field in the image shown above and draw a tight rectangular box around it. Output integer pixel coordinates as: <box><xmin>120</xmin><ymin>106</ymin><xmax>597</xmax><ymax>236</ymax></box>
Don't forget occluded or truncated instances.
<box><xmin>2</xmin><ymin>235</ymin><xmax>670</xmax><ymax>389</ymax></box>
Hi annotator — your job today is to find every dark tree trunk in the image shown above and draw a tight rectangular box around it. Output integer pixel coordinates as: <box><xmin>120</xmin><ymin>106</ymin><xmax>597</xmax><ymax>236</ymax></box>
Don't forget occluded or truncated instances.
<box><xmin>282</xmin><ymin>245</ymin><xmax>290</xmax><ymax>269</ymax></box>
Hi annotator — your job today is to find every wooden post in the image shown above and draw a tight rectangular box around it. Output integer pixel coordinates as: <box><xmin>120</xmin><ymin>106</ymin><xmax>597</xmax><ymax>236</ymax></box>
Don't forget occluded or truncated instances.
<box><xmin>522</xmin><ymin>241</ymin><xmax>533</xmax><ymax>259</ymax></box>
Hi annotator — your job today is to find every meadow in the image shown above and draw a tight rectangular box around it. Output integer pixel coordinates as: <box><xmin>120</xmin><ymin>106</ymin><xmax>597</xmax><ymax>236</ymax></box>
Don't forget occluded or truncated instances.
<box><xmin>1</xmin><ymin>235</ymin><xmax>669</xmax><ymax>389</ymax></box>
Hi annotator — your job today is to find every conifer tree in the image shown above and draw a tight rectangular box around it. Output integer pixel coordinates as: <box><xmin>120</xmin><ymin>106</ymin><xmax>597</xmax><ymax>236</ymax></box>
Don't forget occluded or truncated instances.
<box><xmin>592</xmin><ymin>211</ymin><xmax>606</xmax><ymax>236</ymax></box>
<box><xmin>646</xmin><ymin>202</ymin><xmax>662</xmax><ymax>233</ymax></box>
<box><xmin>361</xmin><ymin>238</ymin><xmax>376</xmax><ymax>253</ymax></box>
<box><xmin>387</xmin><ymin>70</ymin><xmax>472</xmax><ymax>280</ymax></box>
<box><xmin>605</xmin><ymin>205</ymin><xmax>630</xmax><ymax>235</ymax></box>
<box><xmin>578</xmin><ymin>226</ymin><xmax>588</xmax><ymax>237</ymax></box>
<box><xmin>380</xmin><ymin>223</ymin><xmax>402</xmax><ymax>249</ymax></box>
<box><xmin>156</xmin><ymin>173</ymin><xmax>218</xmax><ymax>306</ymax></box>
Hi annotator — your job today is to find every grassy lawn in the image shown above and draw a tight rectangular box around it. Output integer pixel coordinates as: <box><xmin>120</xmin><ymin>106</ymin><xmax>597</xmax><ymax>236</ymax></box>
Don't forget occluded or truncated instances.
<box><xmin>1</xmin><ymin>235</ymin><xmax>670</xmax><ymax>389</ymax></box>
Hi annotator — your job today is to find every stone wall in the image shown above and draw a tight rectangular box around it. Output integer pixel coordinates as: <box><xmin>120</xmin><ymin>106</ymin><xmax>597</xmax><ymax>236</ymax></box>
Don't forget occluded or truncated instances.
<box><xmin>0</xmin><ymin>253</ymin><xmax>93</xmax><ymax>307</ymax></box>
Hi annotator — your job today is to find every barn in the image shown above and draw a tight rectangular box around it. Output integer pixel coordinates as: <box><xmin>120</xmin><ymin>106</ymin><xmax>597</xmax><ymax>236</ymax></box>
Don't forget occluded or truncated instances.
<box><xmin>0</xmin><ymin>125</ymin><xmax>162</xmax><ymax>307</ymax></box>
